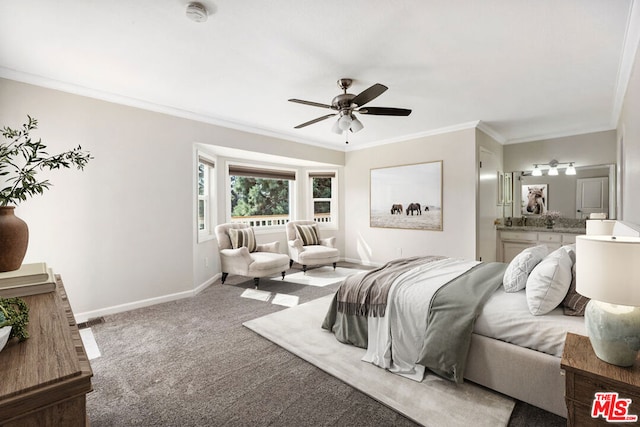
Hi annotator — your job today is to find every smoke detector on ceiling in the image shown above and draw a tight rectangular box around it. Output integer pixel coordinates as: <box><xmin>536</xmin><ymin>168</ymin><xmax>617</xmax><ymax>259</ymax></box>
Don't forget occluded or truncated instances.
<box><xmin>186</xmin><ymin>2</ymin><xmax>208</xmax><ymax>23</ymax></box>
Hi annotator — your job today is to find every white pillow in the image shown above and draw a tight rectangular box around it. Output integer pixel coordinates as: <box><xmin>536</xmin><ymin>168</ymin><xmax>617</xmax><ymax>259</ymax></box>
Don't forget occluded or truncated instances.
<box><xmin>526</xmin><ymin>247</ymin><xmax>573</xmax><ymax>316</ymax></box>
<box><xmin>503</xmin><ymin>245</ymin><xmax>549</xmax><ymax>293</ymax></box>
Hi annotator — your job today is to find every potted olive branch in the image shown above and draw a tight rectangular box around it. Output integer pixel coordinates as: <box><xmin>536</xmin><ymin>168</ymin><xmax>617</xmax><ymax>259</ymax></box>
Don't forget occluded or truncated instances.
<box><xmin>0</xmin><ymin>116</ymin><xmax>92</xmax><ymax>272</ymax></box>
<box><xmin>0</xmin><ymin>297</ymin><xmax>30</xmax><ymax>348</ymax></box>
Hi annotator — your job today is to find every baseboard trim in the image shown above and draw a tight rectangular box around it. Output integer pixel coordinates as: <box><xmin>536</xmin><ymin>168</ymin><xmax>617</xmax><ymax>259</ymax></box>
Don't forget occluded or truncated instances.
<box><xmin>74</xmin><ymin>274</ymin><xmax>220</xmax><ymax>323</ymax></box>
<box><xmin>343</xmin><ymin>257</ymin><xmax>383</xmax><ymax>267</ymax></box>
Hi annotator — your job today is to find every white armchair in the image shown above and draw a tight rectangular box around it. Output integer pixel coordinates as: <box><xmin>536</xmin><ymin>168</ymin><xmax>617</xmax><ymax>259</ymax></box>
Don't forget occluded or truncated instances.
<box><xmin>214</xmin><ymin>223</ymin><xmax>290</xmax><ymax>288</ymax></box>
<box><xmin>286</xmin><ymin>220</ymin><xmax>340</xmax><ymax>273</ymax></box>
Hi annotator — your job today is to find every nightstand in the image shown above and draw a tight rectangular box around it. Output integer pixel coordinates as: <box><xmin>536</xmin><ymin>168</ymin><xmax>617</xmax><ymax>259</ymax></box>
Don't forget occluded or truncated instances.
<box><xmin>561</xmin><ymin>332</ymin><xmax>640</xmax><ymax>426</ymax></box>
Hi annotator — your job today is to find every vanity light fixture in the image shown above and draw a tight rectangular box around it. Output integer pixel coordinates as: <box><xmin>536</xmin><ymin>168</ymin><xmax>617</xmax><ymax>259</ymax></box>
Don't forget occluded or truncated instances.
<box><xmin>531</xmin><ymin>159</ymin><xmax>576</xmax><ymax>176</ymax></box>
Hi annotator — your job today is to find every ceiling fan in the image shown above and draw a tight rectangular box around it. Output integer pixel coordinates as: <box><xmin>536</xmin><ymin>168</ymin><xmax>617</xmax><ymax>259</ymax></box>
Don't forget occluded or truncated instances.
<box><xmin>288</xmin><ymin>78</ymin><xmax>412</xmax><ymax>142</ymax></box>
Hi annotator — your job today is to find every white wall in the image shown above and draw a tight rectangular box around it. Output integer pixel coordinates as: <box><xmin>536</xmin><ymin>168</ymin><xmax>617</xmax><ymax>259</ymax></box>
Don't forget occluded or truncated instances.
<box><xmin>503</xmin><ymin>130</ymin><xmax>617</xmax><ymax>173</ymax></box>
<box><xmin>503</xmin><ymin>130</ymin><xmax>617</xmax><ymax>218</ymax></box>
<box><xmin>343</xmin><ymin>128</ymin><xmax>478</xmax><ymax>264</ymax></box>
<box><xmin>0</xmin><ymin>78</ymin><xmax>344</xmax><ymax>320</ymax></box>
<box><xmin>618</xmin><ymin>39</ymin><xmax>640</xmax><ymax>225</ymax></box>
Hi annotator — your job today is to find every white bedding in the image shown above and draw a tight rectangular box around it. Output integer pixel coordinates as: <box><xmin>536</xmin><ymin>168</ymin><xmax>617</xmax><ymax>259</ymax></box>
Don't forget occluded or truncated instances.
<box><xmin>473</xmin><ymin>287</ymin><xmax>586</xmax><ymax>357</ymax></box>
<box><xmin>362</xmin><ymin>258</ymin><xmax>480</xmax><ymax>381</ymax></box>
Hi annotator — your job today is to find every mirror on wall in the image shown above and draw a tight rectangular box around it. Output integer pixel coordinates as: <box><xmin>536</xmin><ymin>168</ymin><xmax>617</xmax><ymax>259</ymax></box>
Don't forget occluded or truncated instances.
<box><xmin>502</xmin><ymin>164</ymin><xmax>616</xmax><ymax>219</ymax></box>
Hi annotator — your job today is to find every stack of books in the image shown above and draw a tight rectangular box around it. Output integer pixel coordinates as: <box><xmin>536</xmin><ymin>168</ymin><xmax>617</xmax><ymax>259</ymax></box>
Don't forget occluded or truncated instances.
<box><xmin>0</xmin><ymin>263</ymin><xmax>56</xmax><ymax>298</ymax></box>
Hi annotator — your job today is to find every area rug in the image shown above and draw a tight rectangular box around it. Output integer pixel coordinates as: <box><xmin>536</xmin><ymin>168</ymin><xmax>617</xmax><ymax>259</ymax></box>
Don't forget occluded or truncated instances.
<box><xmin>244</xmin><ymin>294</ymin><xmax>515</xmax><ymax>427</ymax></box>
<box><xmin>274</xmin><ymin>266</ymin><xmax>367</xmax><ymax>287</ymax></box>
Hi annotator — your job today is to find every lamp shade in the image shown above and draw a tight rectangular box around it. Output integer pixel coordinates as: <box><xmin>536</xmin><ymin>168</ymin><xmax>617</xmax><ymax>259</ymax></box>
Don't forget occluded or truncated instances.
<box><xmin>576</xmin><ymin>235</ymin><xmax>640</xmax><ymax>306</ymax></box>
<box><xmin>586</xmin><ymin>220</ymin><xmax>615</xmax><ymax>236</ymax></box>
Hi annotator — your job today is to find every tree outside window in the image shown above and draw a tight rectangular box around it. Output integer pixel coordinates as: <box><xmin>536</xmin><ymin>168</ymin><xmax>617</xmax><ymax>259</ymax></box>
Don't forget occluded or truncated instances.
<box><xmin>229</xmin><ymin>165</ymin><xmax>294</xmax><ymax>226</ymax></box>
<box><xmin>310</xmin><ymin>172</ymin><xmax>337</xmax><ymax>225</ymax></box>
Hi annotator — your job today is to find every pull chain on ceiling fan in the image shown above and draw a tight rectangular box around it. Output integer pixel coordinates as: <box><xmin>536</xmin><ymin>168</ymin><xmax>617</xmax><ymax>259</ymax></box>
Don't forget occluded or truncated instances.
<box><xmin>288</xmin><ymin>78</ymin><xmax>412</xmax><ymax>142</ymax></box>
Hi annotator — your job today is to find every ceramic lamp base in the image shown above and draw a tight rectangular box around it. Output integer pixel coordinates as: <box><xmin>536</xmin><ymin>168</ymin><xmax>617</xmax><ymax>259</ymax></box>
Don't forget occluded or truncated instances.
<box><xmin>0</xmin><ymin>326</ymin><xmax>11</xmax><ymax>353</ymax></box>
<box><xmin>585</xmin><ymin>300</ymin><xmax>640</xmax><ymax>367</ymax></box>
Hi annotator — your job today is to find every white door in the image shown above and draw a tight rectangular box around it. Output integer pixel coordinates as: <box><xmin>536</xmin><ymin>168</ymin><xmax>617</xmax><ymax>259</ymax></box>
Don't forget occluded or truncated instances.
<box><xmin>478</xmin><ymin>149</ymin><xmax>498</xmax><ymax>262</ymax></box>
<box><xmin>576</xmin><ymin>177</ymin><xmax>609</xmax><ymax>219</ymax></box>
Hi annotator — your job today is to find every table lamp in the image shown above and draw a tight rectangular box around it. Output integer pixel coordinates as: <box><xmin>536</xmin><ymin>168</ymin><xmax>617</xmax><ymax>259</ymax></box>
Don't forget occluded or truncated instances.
<box><xmin>576</xmin><ymin>235</ymin><xmax>640</xmax><ymax>366</ymax></box>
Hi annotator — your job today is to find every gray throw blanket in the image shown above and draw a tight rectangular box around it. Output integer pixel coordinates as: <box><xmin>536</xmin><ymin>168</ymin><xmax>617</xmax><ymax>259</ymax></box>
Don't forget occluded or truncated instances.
<box><xmin>336</xmin><ymin>256</ymin><xmax>445</xmax><ymax>317</ymax></box>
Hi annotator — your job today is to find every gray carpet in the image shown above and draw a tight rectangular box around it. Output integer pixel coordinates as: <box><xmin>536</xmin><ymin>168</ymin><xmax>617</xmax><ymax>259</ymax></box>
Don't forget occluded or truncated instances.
<box><xmin>85</xmin><ymin>263</ymin><xmax>566</xmax><ymax>426</ymax></box>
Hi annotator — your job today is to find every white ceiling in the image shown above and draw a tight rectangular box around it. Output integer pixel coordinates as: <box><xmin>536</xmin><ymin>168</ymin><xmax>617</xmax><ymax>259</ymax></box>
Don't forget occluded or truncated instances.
<box><xmin>1</xmin><ymin>0</ymin><xmax>638</xmax><ymax>150</ymax></box>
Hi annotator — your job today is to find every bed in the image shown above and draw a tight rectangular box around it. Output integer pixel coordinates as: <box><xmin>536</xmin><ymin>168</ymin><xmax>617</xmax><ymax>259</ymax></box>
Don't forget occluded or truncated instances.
<box><xmin>322</xmin><ymin>249</ymin><xmax>587</xmax><ymax>418</ymax></box>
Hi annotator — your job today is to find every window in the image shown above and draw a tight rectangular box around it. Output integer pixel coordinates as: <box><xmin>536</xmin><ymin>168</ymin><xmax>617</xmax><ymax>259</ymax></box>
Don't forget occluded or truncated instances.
<box><xmin>228</xmin><ymin>164</ymin><xmax>295</xmax><ymax>227</ymax></box>
<box><xmin>309</xmin><ymin>171</ymin><xmax>337</xmax><ymax>226</ymax></box>
<box><xmin>197</xmin><ymin>155</ymin><xmax>215</xmax><ymax>240</ymax></box>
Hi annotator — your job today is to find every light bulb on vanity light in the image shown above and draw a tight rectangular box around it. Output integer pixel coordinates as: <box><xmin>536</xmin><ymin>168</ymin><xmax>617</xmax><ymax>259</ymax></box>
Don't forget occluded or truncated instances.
<box><xmin>532</xmin><ymin>165</ymin><xmax>542</xmax><ymax>176</ymax></box>
<box><xmin>548</xmin><ymin>166</ymin><xmax>558</xmax><ymax>176</ymax></box>
<box><xmin>566</xmin><ymin>163</ymin><xmax>576</xmax><ymax>175</ymax></box>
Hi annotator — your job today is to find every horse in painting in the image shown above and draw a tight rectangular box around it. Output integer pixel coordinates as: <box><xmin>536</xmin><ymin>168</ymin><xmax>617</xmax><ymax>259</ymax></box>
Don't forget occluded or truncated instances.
<box><xmin>526</xmin><ymin>186</ymin><xmax>546</xmax><ymax>214</ymax></box>
<box><xmin>390</xmin><ymin>204</ymin><xmax>403</xmax><ymax>215</ymax></box>
<box><xmin>406</xmin><ymin>203</ymin><xmax>422</xmax><ymax>215</ymax></box>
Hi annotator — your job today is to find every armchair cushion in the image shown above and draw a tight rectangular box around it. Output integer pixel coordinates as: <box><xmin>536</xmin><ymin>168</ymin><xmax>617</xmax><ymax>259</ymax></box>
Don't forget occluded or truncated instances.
<box><xmin>228</xmin><ymin>227</ymin><xmax>257</xmax><ymax>252</ymax></box>
<box><xmin>256</xmin><ymin>241</ymin><xmax>280</xmax><ymax>253</ymax></box>
<box><xmin>295</xmin><ymin>223</ymin><xmax>319</xmax><ymax>245</ymax></box>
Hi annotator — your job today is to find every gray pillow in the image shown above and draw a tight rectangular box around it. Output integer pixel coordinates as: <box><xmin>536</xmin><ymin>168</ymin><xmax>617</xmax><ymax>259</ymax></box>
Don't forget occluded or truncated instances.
<box><xmin>295</xmin><ymin>223</ymin><xmax>319</xmax><ymax>246</ymax></box>
<box><xmin>562</xmin><ymin>262</ymin><xmax>589</xmax><ymax>316</ymax></box>
<box><xmin>503</xmin><ymin>245</ymin><xmax>549</xmax><ymax>292</ymax></box>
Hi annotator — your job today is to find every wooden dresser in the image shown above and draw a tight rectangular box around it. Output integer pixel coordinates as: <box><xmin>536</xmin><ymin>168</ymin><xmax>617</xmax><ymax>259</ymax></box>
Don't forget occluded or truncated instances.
<box><xmin>562</xmin><ymin>332</ymin><xmax>640</xmax><ymax>426</ymax></box>
<box><xmin>0</xmin><ymin>277</ymin><xmax>93</xmax><ymax>426</ymax></box>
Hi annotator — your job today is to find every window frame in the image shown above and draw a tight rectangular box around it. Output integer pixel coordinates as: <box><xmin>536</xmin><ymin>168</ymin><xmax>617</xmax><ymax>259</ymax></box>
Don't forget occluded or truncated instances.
<box><xmin>308</xmin><ymin>170</ymin><xmax>338</xmax><ymax>229</ymax></box>
<box><xmin>197</xmin><ymin>152</ymin><xmax>216</xmax><ymax>243</ymax></box>
<box><xmin>226</xmin><ymin>161</ymin><xmax>297</xmax><ymax>231</ymax></box>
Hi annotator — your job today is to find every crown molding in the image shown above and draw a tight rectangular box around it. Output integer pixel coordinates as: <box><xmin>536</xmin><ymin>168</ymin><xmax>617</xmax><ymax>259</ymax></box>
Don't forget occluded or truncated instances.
<box><xmin>476</xmin><ymin>121</ymin><xmax>507</xmax><ymax>144</ymax></box>
<box><xmin>0</xmin><ymin>67</ymin><xmax>339</xmax><ymax>151</ymax></box>
<box><xmin>345</xmin><ymin>120</ymin><xmax>483</xmax><ymax>152</ymax></box>
<box><xmin>611</xmin><ymin>0</ymin><xmax>640</xmax><ymax>127</ymax></box>
<box><xmin>504</xmin><ymin>124</ymin><xmax>616</xmax><ymax>145</ymax></box>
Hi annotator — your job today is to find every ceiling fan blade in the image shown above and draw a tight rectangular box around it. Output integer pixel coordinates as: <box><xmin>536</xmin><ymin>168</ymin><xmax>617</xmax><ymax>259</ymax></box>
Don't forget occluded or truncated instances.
<box><xmin>294</xmin><ymin>114</ymin><xmax>337</xmax><ymax>129</ymax></box>
<box><xmin>358</xmin><ymin>107</ymin><xmax>412</xmax><ymax>116</ymax></box>
<box><xmin>288</xmin><ymin>99</ymin><xmax>333</xmax><ymax>109</ymax></box>
<box><xmin>351</xmin><ymin>83</ymin><xmax>388</xmax><ymax>107</ymax></box>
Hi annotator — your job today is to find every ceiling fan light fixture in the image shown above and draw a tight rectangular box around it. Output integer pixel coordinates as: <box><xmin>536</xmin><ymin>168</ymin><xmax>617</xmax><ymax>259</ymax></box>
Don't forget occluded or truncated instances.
<box><xmin>331</xmin><ymin>119</ymin><xmax>343</xmax><ymax>135</ymax></box>
<box><xmin>338</xmin><ymin>114</ymin><xmax>352</xmax><ymax>131</ymax></box>
<box><xmin>350</xmin><ymin>116</ymin><xmax>364</xmax><ymax>133</ymax></box>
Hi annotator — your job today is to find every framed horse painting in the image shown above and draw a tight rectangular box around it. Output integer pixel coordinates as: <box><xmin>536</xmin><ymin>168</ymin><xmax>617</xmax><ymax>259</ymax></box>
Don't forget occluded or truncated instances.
<box><xmin>370</xmin><ymin>161</ymin><xmax>443</xmax><ymax>230</ymax></box>
<box><xmin>521</xmin><ymin>184</ymin><xmax>548</xmax><ymax>215</ymax></box>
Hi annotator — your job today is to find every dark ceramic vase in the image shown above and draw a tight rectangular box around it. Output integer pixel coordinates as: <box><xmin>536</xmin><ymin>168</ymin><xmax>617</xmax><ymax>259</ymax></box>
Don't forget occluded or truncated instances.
<box><xmin>0</xmin><ymin>207</ymin><xmax>29</xmax><ymax>272</ymax></box>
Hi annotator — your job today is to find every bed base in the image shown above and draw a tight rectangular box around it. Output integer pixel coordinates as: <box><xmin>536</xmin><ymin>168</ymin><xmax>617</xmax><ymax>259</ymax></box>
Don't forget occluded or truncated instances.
<box><xmin>464</xmin><ymin>333</ymin><xmax>567</xmax><ymax>418</ymax></box>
